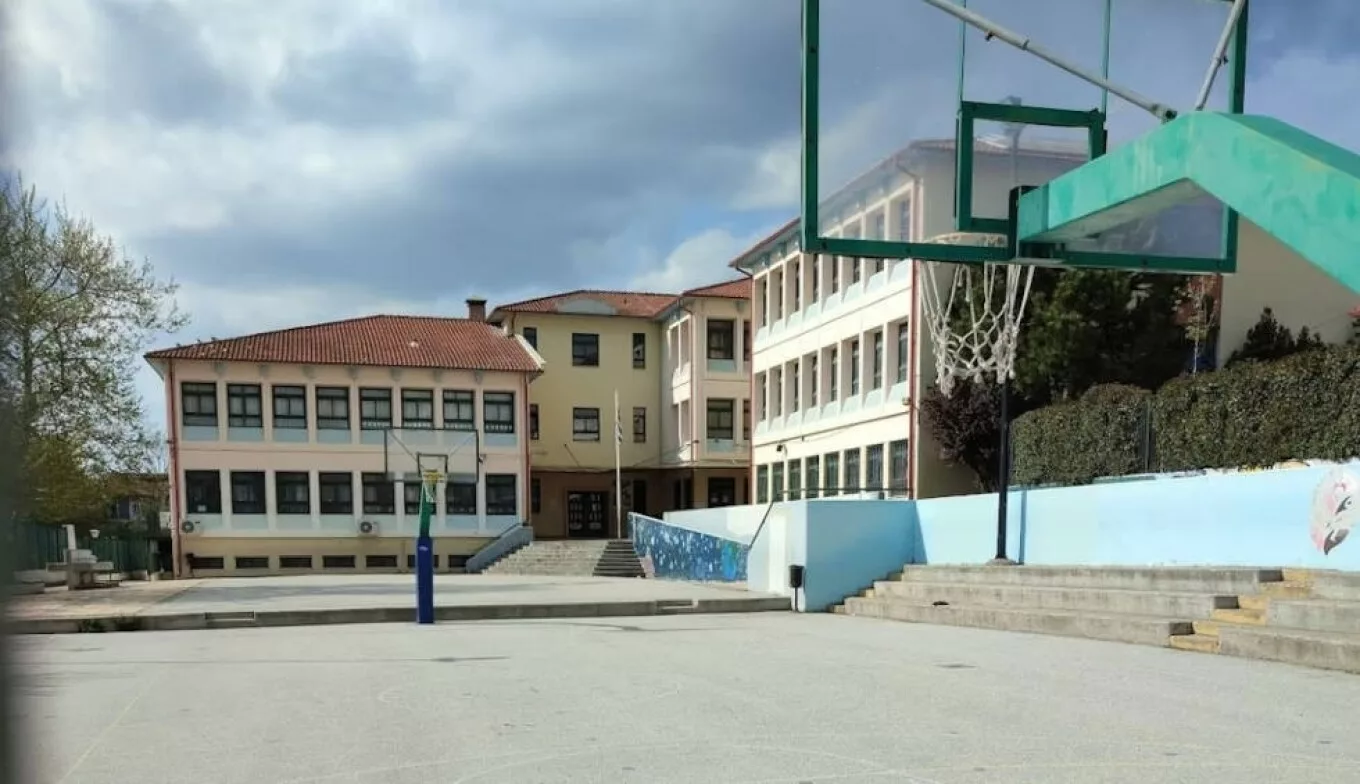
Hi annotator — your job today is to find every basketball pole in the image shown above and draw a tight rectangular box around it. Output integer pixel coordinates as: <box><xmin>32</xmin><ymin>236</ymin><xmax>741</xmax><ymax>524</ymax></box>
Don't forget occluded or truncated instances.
<box><xmin>415</xmin><ymin>469</ymin><xmax>436</xmax><ymax>625</ymax></box>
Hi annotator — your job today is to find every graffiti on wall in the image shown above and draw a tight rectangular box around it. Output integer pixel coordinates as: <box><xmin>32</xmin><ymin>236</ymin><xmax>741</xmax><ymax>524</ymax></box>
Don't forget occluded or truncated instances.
<box><xmin>631</xmin><ymin>514</ymin><xmax>749</xmax><ymax>583</ymax></box>
<box><xmin>1310</xmin><ymin>466</ymin><xmax>1359</xmax><ymax>556</ymax></box>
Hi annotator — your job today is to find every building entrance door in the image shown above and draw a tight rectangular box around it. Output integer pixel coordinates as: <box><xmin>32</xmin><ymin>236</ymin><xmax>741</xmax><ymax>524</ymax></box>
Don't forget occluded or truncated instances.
<box><xmin>566</xmin><ymin>491</ymin><xmax>609</xmax><ymax>538</ymax></box>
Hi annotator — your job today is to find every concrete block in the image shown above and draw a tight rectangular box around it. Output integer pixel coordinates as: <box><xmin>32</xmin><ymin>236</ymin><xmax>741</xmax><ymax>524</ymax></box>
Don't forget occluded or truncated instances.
<box><xmin>1308</xmin><ymin>571</ymin><xmax>1360</xmax><ymax>601</ymax></box>
<box><xmin>1217</xmin><ymin>626</ymin><xmax>1360</xmax><ymax>674</ymax></box>
<box><xmin>1266</xmin><ymin>600</ymin><xmax>1360</xmax><ymax>635</ymax></box>
<box><xmin>896</xmin><ymin>566</ymin><xmax>1279</xmax><ymax>594</ymax></box>
<box><xmin>871</xmin><ymin>581</ymin><xmax>1233</xmax><ymax>618</ymax></box>
<box><xmin>842</xmin><ymin>597</ymin><xmax>1192</xmax><ymax>647</ymax></box>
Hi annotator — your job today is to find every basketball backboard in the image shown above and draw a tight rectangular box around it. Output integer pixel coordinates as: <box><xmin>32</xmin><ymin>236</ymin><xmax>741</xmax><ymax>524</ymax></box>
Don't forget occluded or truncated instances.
<box><xmin>382</xmin><ymin>427</ymin><xmax>480</xmax><ymax>486</ymax></box>
<box><xmin>800</xmin><ymin>0</ymin><xmax>1249</xmax><ymax>274</ymax></box>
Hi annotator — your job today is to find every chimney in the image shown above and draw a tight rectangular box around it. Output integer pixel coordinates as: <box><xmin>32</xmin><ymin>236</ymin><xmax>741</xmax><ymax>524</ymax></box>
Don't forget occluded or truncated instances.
<box><xmin>466</xmin><ymin>297</ymin><xmax>487</xmax><ymax>322</ymax></box>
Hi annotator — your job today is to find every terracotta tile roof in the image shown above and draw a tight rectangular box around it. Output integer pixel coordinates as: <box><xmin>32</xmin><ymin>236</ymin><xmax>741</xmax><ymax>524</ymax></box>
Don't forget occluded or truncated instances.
<box><xmin>683</xmin><ymin>277</ymin><xmax>752</xmax><ymax>299</ymax></box>
<box><xmin>489</xmin><ymin>289</ymin><xmax>678</xmax><ymax>320</ymax></box>
<box><xmin>144</xmin><ymin>315</ymin><xmax>541</xmax><ymax>373</ymax></box>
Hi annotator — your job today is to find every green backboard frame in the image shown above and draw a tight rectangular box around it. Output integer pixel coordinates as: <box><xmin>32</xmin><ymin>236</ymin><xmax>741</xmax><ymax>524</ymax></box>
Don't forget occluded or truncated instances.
<box><xmin>799</xmin><ymin>0</ymin><xmax>1249</xmax><ymax>274</ymax></box>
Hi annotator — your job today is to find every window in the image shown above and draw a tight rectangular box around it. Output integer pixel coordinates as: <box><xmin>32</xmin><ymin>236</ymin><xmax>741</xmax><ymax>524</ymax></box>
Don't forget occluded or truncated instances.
<box><xmin>572</xmin><ymin>407</ymin><xmax>601</xmax><ymax>441</ymax></box>
<box><xmin>484</xmin><ymin>391</ymin><xmax>516</xmax><ymax>434</ymax></box>
<box><xmin>824</xmin><ymin>453</ymin><xmax>840</xmax><ymax>497</ymax></box>
<box><xmin>708</xmin><ymin>477</ymin><xmax>737</xmax><ymax>508</ymax></box>
<box><xmin>227</xmin><ymin>384</ymin><xmax>263</xmax><ymax>428</ymax></box>
<box><xmin>361</xmin><ymin>473</ymin><xmax>395</xmax><ymax>515</ymax></box>
<box><xmin>810</xmin><ymin>257</ymin><xmax>820</xmax><ymax>302</ymax></box>
<box><xmin>829</xmin><ymin>347</ymin><xmax>839</xmax><ymax>401</ymax></box>
<box><xmin>758</xmin><ymin>279</ymin><xmax>768</xmax><ymax>326</ymax></box>
<box><xmin>275</xmin><ymin>472</ymin><xmax>310</xmax><ymax>515</ymax></box>
<box><xmin>829</xmin><ymin>257</ymin><xmax>840</xmax><ymax>294</ymax></box>
<box><xmin>445</xmin><ymin>480</ymin><xmax>476</xmax><ymax>515</ymax></box>
<box><xmin>850</xmin><ymin>256</ymin><xmax>862</xmax><ymax>284</ymax></box>
<box><xmin>531</xmin><ymin>478</ymin><xmax>541</xmax><ymax>514</ymax></box>
<box><xmin>742</xmin><ymin>399</ymin><xmax>751</xmax><ymax>442</ymax></box>
<box><xmin>230</xmin><ymin>471</ymin><xmax>265</xmax><ymax>514</ymax></box>
<box><xmin>529</xmin><ymin>404</ymin><xmax>540</xmax><ymax>440</ymax></box>
<box><xmin>316</xmin><ymin>387</ymin><xmax>350</xmax><ymax>430</ymax></box>
<box><xmin>359</xmin><ymin>388</ymin><xmax>392</xmax><ymax>429</ymax></box>
<box><xmin>707</xmin><ymin>319</ymin><xmax>735</xmax><ymax>360</ymax></box>
<box><xmin>404</xmin><ymin>481</ymin><xmax>424</xmax><ymax>515</ymax></box>
<box><xmin>401</xmin><ymin>389</ymin><xmax>434</xmax><ymax>428</ymax></box>
<box><xmin>867</xmin><ymin>444</ymin><xmax>885</xmax><ymax>491</ymax></box>
<box><xmin>706</xmin><ymin>399</ymin><xmax>734</xmax><ymax>440</ymax></box>
<box><xmin>758</xmin><ymin>373</ymin><xmax>768</xmax><ymax>420</ymax></box>
<box><xmin>742</xmin><ymin>320</ymin><xmax>751</xmax><ymax>362</ymax></box>
<box><xmin>185</xmin><ymin>470</ymin><xmax>221</xmax><ymax>514</ymax></box>
<box><xmin>792</xmin><ymin>259</ymin><xmax>802</xmax><ymax>310</ymax></box>
<box><xmin>273</xmin><ymin>385</ymin><xmax>307</xmax><ymax>429</ymax></box>
<box><xmin>806</xmin><ymin>456</ymin><xmax>820</xmax><ymax>499</ymax></box>
<box><xmin>633</xmin><ymin>406</ymin><xmax>646</xmax><ymax>443</ymax></box>
<box><xmin>235</xmin><ymin>557</ymin><xmax>268</xmax><ymax>570</ymax></box>
<box><xmin>522</xmin><ymin>326</ymin><xmax>538</xmax><ymax>349</ymax></box>
<box><xmin>790</xmin><ymin>361</ymin><xmax>800</xmax><ymax>412</ymax></box>
<box><xmin>279</xmin><ymin>556</ymin><xmax>312</xmax><ymax>569</ymax></box>
<box><xmin>190</xmin><ymin>556</ymin><xmax>225</xmax><ymax>570</ymax></box>
<box><xmin>787</xmin><ymin>459</ymin><xmax>802</xmax><ymax>501</ymax></box>
<box><xmin>810</xmin><ymin>355</ymin><xmax>819</xmax><ymax>407</ymax></box>
<box><xmin>890</xmin><ymin>439</ymin><xmax>909</xmax><ymax>496</ymax></box>
<box><xmin>843</xmin><ymin>448</ymin><xmax>861</xmax><ymax>492</ymax></box>
<box><xmin>872</xmin><ymin>330</ymin><xmax>884</xmax><ymax>390</ymax></box>
<box><xmin>897</xmin><ymin>322</ymin><xmax>910</xmax><ymax>384</ymax></box>
<box><xmin>771</xmin><ymin>462</ymin><xmax>785</xmax><ymax>501</ymax></box>
<box><xmin>849</xmin><ymin>339</ymin><xmax>861</xmax><ymax>395</ymax></box>
<box><xmin>756</xmin><ymin>465</ymin><xmax>770</xmax><ymax>504</ymax></box>
<box><xmin>322</xmin><ymin>555</ymin><xmax>356</xmax><ymax>569</ymax></box>
<box><xmin>486</xmin><ymin>474</ymin><xmax>517</xmax><ymax>516</ymax></box>
<box><xmin>572</xmin><ymin>333</ymin><xmax>600</xmax><ymax>366</ymax></box>
<box><xmin>897</xmin><ymin>199</ymin><xmax>913</xmax><ymax>241</ymax></box>
<box><xmin>772</xmin><ymin>275</ymin><xmax>783</xmax><ymax>320</ymax></box>
<box><xmin>442</xmin><ymin>390</ymin><xmax>475</xmax><ymax>431</ymax></box>
<box><xmin>181</xmin><ymin>382</ymin><xmax>217</xmax><ymax>426</ymax></box>
<box><xmin>632</xmin><ymin>332</ymin><xmax>646</xmax><ymax>369</ymax></box>
<box><xmin>770</xmin><ymin>368</ymin><xmax>782</xmax><ymax>417</ymax></box>
<box><xmin>319</xmin><ymin>472</ymin><xmax>353</xmax><ymax>514</ymax></box>
<box><xmin>366</xmin><ymin>555</ymin><xmax>398</xmax><ymax>569</ymax></box>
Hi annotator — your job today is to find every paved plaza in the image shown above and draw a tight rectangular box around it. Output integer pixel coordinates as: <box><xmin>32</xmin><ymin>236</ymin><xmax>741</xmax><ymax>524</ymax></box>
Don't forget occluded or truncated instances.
<box><xmin>15</xmin><ymin>612</ymin><xmax>1360</xmax><ymax>783</ymax></box>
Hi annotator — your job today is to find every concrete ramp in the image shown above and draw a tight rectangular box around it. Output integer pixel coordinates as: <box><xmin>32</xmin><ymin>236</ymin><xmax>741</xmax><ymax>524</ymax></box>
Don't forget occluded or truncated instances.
<box><xmin>1017</xmin><ymin>112</ymin><xmax>1360</xmax><ymax>294</ymax></box>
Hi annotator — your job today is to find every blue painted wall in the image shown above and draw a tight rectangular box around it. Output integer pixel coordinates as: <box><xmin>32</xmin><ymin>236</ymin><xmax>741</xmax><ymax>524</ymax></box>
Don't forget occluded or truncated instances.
<box><xmin>802</xmin><ymin>500</ymin><xmax>913</xmax><ymax>612</ymax></box>
<box><xmin>631</xmin><ymin>513</ymin><xmax>750</xmax><ymax>582</ymax></box>
<box><xmin>914</xmin><ymin>460</ymin><xmax>1360</xmax><ymax>571</ymax></box>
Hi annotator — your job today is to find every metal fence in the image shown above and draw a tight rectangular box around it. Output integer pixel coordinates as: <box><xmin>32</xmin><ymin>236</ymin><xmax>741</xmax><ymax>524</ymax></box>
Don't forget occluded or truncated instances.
<box><xmin>5</xmin><ymin>520</ymin><xmax>153</xmax><ymax>574</ymax></box>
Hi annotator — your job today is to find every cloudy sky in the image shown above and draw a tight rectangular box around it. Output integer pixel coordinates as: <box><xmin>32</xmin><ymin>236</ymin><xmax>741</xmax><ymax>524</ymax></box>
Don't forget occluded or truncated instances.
<box><xmin>5</xmin><ymin>0</ymin><xmax>1360</xmax><ymax>436</ymax></box>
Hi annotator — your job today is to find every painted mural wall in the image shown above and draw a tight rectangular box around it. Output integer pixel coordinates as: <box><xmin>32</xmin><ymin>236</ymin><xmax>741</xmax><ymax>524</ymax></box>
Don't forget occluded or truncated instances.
<box><xmin>630</xmin><ymin>513</ymin><xmax>750</xmax><ymax>583</ymax></box>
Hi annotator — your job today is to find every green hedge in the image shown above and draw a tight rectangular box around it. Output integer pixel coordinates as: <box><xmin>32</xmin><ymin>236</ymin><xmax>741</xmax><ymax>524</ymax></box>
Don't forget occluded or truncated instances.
<box><xmin>1011</xmin><ymin>384</ymin><xmax>1151</xmax><ymax>487</ymax></box>
<box><xmin>1011</xmin><ymin>343</ymin><xmax>1360</xmax><ymax>486</ymax></box>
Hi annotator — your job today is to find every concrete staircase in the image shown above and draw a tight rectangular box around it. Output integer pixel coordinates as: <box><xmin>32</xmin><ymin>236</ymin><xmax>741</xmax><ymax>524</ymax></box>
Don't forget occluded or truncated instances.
<box><xmin>483</xmin><ymin>539</ymin><xmax>645</xmax><ymax>578</ymax></box>
<box><xmin>836</xmin><ymin>565</ymin><xmax>1360</xmax><ymax>674</ymax></box>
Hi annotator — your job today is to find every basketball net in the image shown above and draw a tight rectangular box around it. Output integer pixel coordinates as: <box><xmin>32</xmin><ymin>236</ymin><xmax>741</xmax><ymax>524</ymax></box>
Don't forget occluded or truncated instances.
<box><xmin>421</xmin><ymin>469</ymin><xmax>443</xmax><ymax>504</ymax></box>
<box><xmin>918</xmin><ymin>232</ymin><xmax>1035</xmax><ymax>397</ymax></box>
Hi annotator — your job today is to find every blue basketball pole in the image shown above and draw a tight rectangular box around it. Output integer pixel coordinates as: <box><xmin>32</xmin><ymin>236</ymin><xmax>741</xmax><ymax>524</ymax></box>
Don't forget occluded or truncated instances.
<box><xmin>415</xmin><ymin>473</ymin><xmax>436</xmax><ymax>625</ymax></box>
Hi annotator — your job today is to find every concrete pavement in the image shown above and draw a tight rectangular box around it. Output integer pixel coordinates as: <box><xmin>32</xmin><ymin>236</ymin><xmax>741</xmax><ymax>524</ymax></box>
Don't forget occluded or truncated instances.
<box><xmin>16</xmin><ymin>612</ymin><xmax>1360</xmax><ymax>783</ymax></box>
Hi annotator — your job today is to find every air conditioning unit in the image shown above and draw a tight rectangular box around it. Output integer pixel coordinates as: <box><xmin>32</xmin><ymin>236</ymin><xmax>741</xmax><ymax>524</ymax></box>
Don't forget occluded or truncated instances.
<box><xmin>358</xmin><ymin>520</ymin><xmax>379</xmax><ymax>536</ymax></box>
<box><xmin>180</xmin><ymin>520</ymin><xmax>199</xmax><ymax>535</ymax></box>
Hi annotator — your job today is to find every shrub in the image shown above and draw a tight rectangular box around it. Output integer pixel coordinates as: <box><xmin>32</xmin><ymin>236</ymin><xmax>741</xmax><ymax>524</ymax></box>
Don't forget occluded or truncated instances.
<box><xmin>1011</xmin><ymin>384</ymin><xmax>1150</xmax><ymax>487</ymax></box>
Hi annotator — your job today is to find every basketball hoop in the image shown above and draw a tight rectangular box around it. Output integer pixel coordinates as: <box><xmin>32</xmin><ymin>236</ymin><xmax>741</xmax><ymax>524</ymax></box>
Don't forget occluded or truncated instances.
<box><xmin>918</xmin><ymin>232</ymin><xmax>1035</xmax><ymax>397</ymax></box>
<box><xmin>420</xmin><ymin>469</ymin><xmax>443</xmax><ymax>503</ymax></box>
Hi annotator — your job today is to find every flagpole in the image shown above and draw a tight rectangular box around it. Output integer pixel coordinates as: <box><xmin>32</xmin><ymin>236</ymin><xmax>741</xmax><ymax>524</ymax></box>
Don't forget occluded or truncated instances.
<box><xmin>613</xmin><ymin>389</ymin><xmax>623</xmax><ymax>539</ymax></box>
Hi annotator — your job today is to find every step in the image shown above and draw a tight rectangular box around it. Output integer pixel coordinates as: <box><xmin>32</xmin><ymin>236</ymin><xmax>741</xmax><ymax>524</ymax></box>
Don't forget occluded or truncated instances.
<box><xmin>205</xmin><ymin>612</ymin><xmax>258</xmax><ymax>629</ymax></box>
<box><xmin>1169</xmin><ymin>633</ymin><xmax>1221</xmax><ymax>654</ymax></box>
<box><xmin>1209</xmin><ymin>607</ymin><xmax>1266</xmax><ymax>626</ymax></box>
<box><xmin>1266</xmin><ymin>600</ymin><xmax>1360</xmax><ymax>635</ymax></box>
<box><xmin>1259</xmin><ymin>581</ymin><xmax>1313</xmax><ymax>599</ymax></box>
<box><xmin>841</xmin><ymin>596</ymin><xmax>1193</xmax><ymax>647</ymax></box>
<box><xmin>1237</xmin><ymin>594</ymin><xmax>1271</xmax><ymax>612</ymax></box>
<box><xmin>871</xmin><ymin>581</ymin><xmax>1235</xmax><ymax>618</ymax></box>
<box><xmin>1308</xmin><ymin>571</ymin><xmax>1360</xmax><ymax>601</ymax></box>
<box><xmin>894</xmin><ymin>566</ymin><xmax>1281</xmax><ymax>594</ymax></box>
<box><xmin>1217</xmin><ymin>625</ymin><xmax>1360</xmax><ymax>674</ymax></box>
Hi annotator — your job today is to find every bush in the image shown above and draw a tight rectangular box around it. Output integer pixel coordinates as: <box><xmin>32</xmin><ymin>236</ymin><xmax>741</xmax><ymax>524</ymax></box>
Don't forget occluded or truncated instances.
<box><xmin>1011</xmin><ymin>384</ymin><xmax>1151</xmax><ymax>487</ymax></box>
<box><xmin>1013</xmin><ymin>343</ymin><xmax>1360</xmax><ymax>486</ymax></box>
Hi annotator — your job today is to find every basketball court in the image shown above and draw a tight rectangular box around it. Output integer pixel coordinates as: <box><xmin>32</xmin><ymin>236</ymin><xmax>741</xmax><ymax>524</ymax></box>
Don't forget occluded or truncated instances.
<box><xmin>18</xmin><ymin>613</ymin><xmax>1360</xmax><ymax>783</ymax></box>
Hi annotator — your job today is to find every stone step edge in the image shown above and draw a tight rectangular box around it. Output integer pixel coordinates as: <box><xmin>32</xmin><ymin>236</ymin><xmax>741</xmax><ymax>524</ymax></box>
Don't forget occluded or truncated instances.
<box><xmin>872</xmin><ymin>580</ymin><xmax>1244</xmax><ymax>604</ymax></box>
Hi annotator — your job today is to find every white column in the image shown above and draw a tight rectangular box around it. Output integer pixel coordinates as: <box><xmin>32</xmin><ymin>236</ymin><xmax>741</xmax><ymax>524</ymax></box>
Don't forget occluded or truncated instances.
<box><xmin>476</xmin><ymin>473</ymin><xmax>488</xmax><ymax>534</ymax></box>
<box><xmin>309</xmin><ymin>471</ymin><xmax>321</xmax><ymax>530</ymax></box>
<box><xmin>263</xmin><ymin>469</ymin><xmax>276</xmax><ymax>532</ymax></box>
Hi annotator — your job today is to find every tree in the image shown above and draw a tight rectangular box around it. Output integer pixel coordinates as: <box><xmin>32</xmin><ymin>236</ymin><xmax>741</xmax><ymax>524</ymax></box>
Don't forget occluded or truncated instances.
<box><xmin>920</xmin><ymin>265</ymin><xmax>1193</xmax><ymax>487</ymax></box>
<box><xmin>0</xmin><ymin>178</ymin><xmax>185</xmax><ymax>524</ymax></box>
<box><xmin>1225</xmin><ymin>307</ymin><xmax>1324</xmax><ymax>366</ymax></box>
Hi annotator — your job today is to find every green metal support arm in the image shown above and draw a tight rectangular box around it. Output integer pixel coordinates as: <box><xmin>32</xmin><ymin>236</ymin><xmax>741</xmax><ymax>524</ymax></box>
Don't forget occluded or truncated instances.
<box><xmin>1016</xmin><ymin>112</ymin><xmax>1360</xmax><ymax>294</ymax></box>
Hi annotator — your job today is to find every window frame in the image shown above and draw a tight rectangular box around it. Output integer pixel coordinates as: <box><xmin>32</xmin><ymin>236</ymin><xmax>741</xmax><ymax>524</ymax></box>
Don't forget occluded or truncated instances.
<box><xmin>866</xmin><ymin>444</ymin><xmax>885</xmax><ymax>491</ymax></box>
<box><xmin>181</xmin><ymin>382</ymin><xmax>218</xmax><ymax>427</ymax></box>
<box><xmin>359</xmin><ymin>388</ymin><xmax>393</xmax><ymax>430</ymax></box>
<box><xmin>315</xmin><ymin>386</ymin><xmax>350</xmax><ymax>430</ymax></box>
<box><xmin>572</xmin><ymin>407</ymin><xmax>601</xmax><ymax>442</ymax></box>
<box><xmin>632</xmin><ymin>332</ymin><xmax>646</xmax><ymax>369</ymax></box>
<box><xmin>485</xmin><ymin>474</ymin><xmax>518</xmax><ymax>516</ymax></box>
<box><xmin>274</xmin><ymin>471</ymin><xmax>311</xmax><ymax>515</ymax></box>
<box><xmin>318</xmin><ymin>472</ymin><xmax>353</xmax><ymax>515</ymax></box>
<box><xmin>872</xmin><ymin>329</ymin><xmax>884</xmax><ymax>390</ymax></box>
<box><xmin>706</xmin><ymin>398</ymin><xmax>735</xmax><ymax>441</ymax></box>
<box><xmin>483</xmin><ymin>391</ymin><xmax>515</xmax><ymax>434</ymax></box>
<box><xmin>706</xmin><ymin>319</ymin><xmax>735</xmax><ymax>361</ymax></box>
<box><xmin>272</xmin><ymin>385</ymin><xmax>307</xmax><ymax>430</ymax></box>
<box><xmin>896</xmin><ymin>322</ymin><xmax>910</xmax><ymax>384</ymax></box>
<box><xmin>843</xmin><ymin>448</ymin><xmax>862</xmax><ymax>492</ymax></box>
<box><xmin>529</xmin><ymin>404</ymin><xmax>540</xmax><ymax>440</ymax></box>
<box><xmin>184</xmin><ymin>470</ymin><xmax>222</xmax><ymax>514</ymax></box>
<box><xmin>361</xmin><ymin>473</ymin><xmax>395</xmax><ymax>515</ymax></box>
<box><xmin>445</xmin><ymin>479</ymin><xmax>477</xmax><ymax>515</ymax></box>
<box><xmin>442</xmin><ymin>389</ymin><xmax>475</xmax><ymax>431</ymax></box>
<box><xmin>571</xmin><ymin>333</ymin><xmax>600</xmax><ymax>367</ymax></box>
<box><xmin>756</xmin><ymin>465</ymin><xmax>770</xmax><ymax>504</ymax></box>
<box><xmin>806</xmin><ymin>456</ymin><xmax>820</xmax><ymax>499</ymax></box>
<box><xmin>889</xmin><ymin>439</ymin><xmax>910</xmax><ymax>495</ymax></box>
<box><xmin>849</xmin><ymin>339</ymin><xmax>861</xmax><ymax>395</ymax></box>
<box><xmin>401</xmin><ymin>389</ymin><xmax>435</xmax><ymax>429</ymax></box>
<box><xmin>823</xmin><ymin>452</ymin><xmax>840</xmax><ymax>497</ymax></box>
<box><xmin>522</xmin><ymin>326</ymin><xmax>538</xmax><ymax>350</ymax></box>
<box><xmin>632</xmin><ymin>406</ymin><xmax>646</xmax><ymax>443</ymax></box>
<box><xmin>226</xmin><ymin>384</ymin><xmax>263</xmax><ymax>428</ymax></box>
<box><xmin>229</xmin><ymin>471</ymin><xmax>266</xmax><ymax>515</ymax></box>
